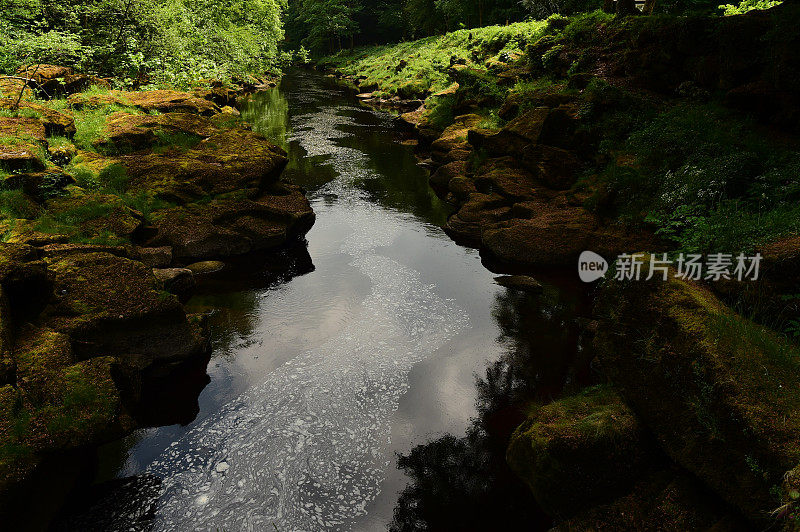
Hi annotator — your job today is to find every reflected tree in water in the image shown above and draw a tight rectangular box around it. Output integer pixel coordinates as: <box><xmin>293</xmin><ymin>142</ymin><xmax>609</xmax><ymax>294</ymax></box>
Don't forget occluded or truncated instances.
<box><xmin>390</xmin><ymin>281</ymin><xmax>592</xmax><ymax>531</ymax></box>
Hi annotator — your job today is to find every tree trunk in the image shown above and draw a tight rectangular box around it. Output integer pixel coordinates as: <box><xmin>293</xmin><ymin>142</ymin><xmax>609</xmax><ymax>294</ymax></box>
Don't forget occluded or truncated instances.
<box><xmin>603</xmin><ymin>0</ymin><xmax>615</xmax><ymax>12</ymax></box>
<box><xmin>642</xmin><ymin>0</ymin><xmax>656</xmax><ymax>14</ymax></box>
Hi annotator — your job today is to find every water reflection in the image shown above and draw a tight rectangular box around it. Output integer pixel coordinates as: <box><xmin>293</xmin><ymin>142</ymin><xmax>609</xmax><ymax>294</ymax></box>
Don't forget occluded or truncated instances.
<box><xmin>390</xmin><ymin>278</ymin><xmax>593</xmax><ymax>531</ymax></box>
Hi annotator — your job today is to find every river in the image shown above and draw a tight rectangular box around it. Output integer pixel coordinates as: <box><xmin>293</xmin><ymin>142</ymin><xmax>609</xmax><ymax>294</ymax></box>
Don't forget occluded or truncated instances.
<box><xmin>53</xmin><ymin>69</ymin><xmax>587</xmax><ymax>531</ymax></box>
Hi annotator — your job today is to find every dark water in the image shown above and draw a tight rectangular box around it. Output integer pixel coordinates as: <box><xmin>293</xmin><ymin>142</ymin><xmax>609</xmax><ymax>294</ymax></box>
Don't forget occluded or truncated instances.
<box><xmin>53</xmin><ymin>70</ymin><xmax>589</xmax><ymax>531</ymax></box>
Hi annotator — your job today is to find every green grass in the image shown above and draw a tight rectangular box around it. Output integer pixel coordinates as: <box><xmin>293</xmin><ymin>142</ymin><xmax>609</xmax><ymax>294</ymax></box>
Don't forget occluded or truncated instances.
<box><xmin>0</xmin><ymin>189</ymin><xmax>37</xmax><ymax>219</ymax></box>
<box><xmin>319</xmin><ymin>20</ymin><xmax>547</xmax><ymax>100</ymax></box>
<box><xmin>72</xmin><ymin>104</ymin><xmax>140</xmax><ymax>151</ymax></box>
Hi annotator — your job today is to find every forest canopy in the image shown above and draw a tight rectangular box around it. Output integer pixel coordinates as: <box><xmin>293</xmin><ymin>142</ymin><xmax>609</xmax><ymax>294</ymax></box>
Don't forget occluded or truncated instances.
<box><xmin>0</xmin><ymin>0</ymin><xmax>287</xmax><ymax>85</ymax></box>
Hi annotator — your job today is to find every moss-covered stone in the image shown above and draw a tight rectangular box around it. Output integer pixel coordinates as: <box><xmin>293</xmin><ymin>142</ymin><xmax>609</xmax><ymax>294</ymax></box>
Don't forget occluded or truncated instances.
<box><xmin>506</xmin><ymin>384</ymin><xmax>655</xmax><ymax>519</ymax></box>
<box><xmin>0</xmin><ymin>98</ymin><xmax>76</xmax><ymax>137</ymax></box>
<box><xmin>0</xmin><ymin>117</ymin><xmax>47</xmax><ymax>172</ymax></box>
<box><xmin>68</xmin><ymin>89</ymin><xmax>221</xmax><ymax>116</ymax></box>
<box><xmin>595</xmin><ymin>261</ymin><xmax>800</xmax><ymax>523</ymax></box>
<box><xmin>93</xmin><ymin>112</ymin><xmax>221</xmax><ymax>155</ymax></box>
<box><xmin>115</xmin><ymin>129</ymin><xmax>288</xmax><ymax>204</ymax></box>
<box><xmin>148</xmin><ymin>185</ymin><xmax>314</xmax><ymax>261</ymax></box>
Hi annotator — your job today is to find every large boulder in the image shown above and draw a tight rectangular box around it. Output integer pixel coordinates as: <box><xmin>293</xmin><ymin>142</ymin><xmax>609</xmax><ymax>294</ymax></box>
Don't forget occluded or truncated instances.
<box><xmin>39</xmin><ymin>252</ymin><xmax>207</xmax><ymax>366</ymax></box>
<box><xmin>117</xmin><ymin>129</ymin><xmax>289</xmax><ymax>203</ymax></box>
<box><xmin>507</xmin><ymin>384</ymin><xmax>656</xmax><ymax>519</ymax></box>
<box><xmin>595</xmin><ymin>261</ymin><xmax>800</xmax><ymax>523</ymax></box>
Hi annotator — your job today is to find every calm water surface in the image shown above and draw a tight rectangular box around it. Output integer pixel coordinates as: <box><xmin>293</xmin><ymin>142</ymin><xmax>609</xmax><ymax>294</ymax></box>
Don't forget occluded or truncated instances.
<box><xmin>60</xmin><ymin>70</ymin><xmax>585</xmax><ymax>531</ymax></box>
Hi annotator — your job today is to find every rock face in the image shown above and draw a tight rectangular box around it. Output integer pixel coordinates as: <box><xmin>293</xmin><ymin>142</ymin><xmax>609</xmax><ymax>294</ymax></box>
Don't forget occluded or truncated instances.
<box><xmin>507</xmin><ymin>385</ymin><xmax>656</xmax><ymax>519</ymax></box>
<box><xmin>595</xmin><ymin>263</ymin><xmax>800</xmax><ymax>523</ymax></box>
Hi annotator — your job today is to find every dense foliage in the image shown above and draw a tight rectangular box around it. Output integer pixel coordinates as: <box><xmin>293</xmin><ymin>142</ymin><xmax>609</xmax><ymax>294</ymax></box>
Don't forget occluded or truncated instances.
<box><xmin>0</xmin><ymin>0</ymin><xmax>287</xmax><ymax>85</ymax></box>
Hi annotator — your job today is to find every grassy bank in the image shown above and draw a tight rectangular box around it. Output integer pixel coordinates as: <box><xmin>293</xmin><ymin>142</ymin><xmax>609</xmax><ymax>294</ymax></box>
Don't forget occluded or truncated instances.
<box><xmin>318</xmin><ymin>21</ymin><xmax>547</xmax><ymax>99</ymax></box>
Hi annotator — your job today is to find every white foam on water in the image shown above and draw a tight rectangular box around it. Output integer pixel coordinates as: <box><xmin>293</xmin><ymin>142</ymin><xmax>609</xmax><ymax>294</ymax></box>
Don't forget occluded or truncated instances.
<box><xmin>143</xmin><ymin>102</ymin><xmax>469</xmax><ymax>531</ymax></box>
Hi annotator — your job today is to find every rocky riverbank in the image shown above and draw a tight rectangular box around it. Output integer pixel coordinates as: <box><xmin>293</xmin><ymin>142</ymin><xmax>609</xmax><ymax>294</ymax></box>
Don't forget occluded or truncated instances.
<box><xmin>326</xmin><ymin>4</ymin><xmax>800</xmax><ymax>529</ymax></box>
<box><xmin>0</xmin><ymin>65</ymin><xmax>314</xmax><ymax>505</ymax></box>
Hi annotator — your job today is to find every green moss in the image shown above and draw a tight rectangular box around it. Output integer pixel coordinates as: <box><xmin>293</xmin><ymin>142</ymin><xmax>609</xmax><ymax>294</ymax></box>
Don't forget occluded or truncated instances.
<box><xmin>507</xmin><ymin>384</ymin><xmax>651</xmax><ymax>518</ymax></box>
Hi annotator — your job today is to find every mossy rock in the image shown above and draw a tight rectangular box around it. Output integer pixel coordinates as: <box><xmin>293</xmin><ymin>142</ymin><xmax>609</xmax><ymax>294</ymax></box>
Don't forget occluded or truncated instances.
<box><xmin>68</xmin><ymin>89</ymin><xmax>221</xmax><ymax>116</ymax></box>
<box><xmin>93</xmin><ymin>112</ymin><xmax>221</xmax><ymax>155</ymax></box>
<box><xmin>0</xmin><ymin>117</ymin><xmax>47</xmax><ymax>172</ymax></box>
<box><xmin>0</xmin><ymin>98</ymin><xmax>76</xmax><ymax>137</ymax></box>
<box><xmin>42</xmin><ymin>192</ymin><xmax>143</xmax><ymax>243</ymax></box>
<box><xmin>595</xmin><ymin>258</ymin><xmax>800</xmax><ymax>523</ymax></box>
<box><xmin>117</xmin><ymin>129</ymin><xmax>288</xmax><ymax>204</ymax></box>
<box><xmin>148</xmin><ymin>186</ymin><xmax>314</xmax><ymax>261</ymax></box>
<box><xmin>0</xmin><ymin>353</ymin><xmax>129</xmax><ymax>494</ymax></box>
<box><xmin>507</xmin><ymin>384</ymin><xmax>656</xmax><ymax>519</ymax></box>
<box><xmin>39</xmin><ymin>252</ymin><xmax>206</xmax><ymax>365</ymax></box>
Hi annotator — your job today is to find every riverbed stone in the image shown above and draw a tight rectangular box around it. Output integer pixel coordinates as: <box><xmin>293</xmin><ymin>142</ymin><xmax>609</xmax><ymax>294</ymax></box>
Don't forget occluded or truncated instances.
<box><xmin>153</xmin><ymin>267</ymin><xmax>195</xmax><ymax>301</ymax></box>
<box><xmin>184</xmin><ymin>261</ymin><xmax>225</xmax><ymax>275</ymax></box>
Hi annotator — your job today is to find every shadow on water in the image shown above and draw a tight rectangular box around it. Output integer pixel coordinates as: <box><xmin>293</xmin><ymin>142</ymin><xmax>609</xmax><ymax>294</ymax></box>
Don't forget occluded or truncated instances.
<box><xmin>389</xmin><ymin>275</ymin><xmax>595</xmax><ymax>531</ymax></box>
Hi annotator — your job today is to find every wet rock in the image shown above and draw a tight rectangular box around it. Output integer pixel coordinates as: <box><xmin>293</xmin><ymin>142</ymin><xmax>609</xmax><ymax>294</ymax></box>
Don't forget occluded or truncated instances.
<box><xmin>494</xmin><ymin>275</ymin><xmax>543</xmax><ymax>294</ymax></box>
<box><xmin>595</xmin><ymin>262</ymin><xmax>800</xmax><ymax>522</ymax></box>
<box><xmin>135</xmin><ymin>246</ymin><xmax>172</xmax><ymax>268</ymax></box>
<box><xmin>507</xmin><ymin>384</ymin><xmax>656</xmax><ymax>519</ymax></box>
<box><xmin>153</xmin><ymin>267</ymin><xmax>195</xmax><ymax>301</ymax></box>
<box><xmin>68</xmin><ymin>89</ymin><xmax>221</xmax><ymax>116</ymax></box>
<box><xmin>184</xmin><ymin>261</ymin><xmax>225</xmax><ymax>275</ymax></box>
<box><xmin>444</xmin><ymin>193</ymin><xmax>511</xmax><ymax>246</ymax></box>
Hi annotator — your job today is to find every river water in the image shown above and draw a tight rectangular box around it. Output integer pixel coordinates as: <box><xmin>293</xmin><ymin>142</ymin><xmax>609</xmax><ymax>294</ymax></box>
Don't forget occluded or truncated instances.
<box><xmin>54</xmin><ymin>69</ymin><xmax>586</xmax><ymax>531</ymax></box>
